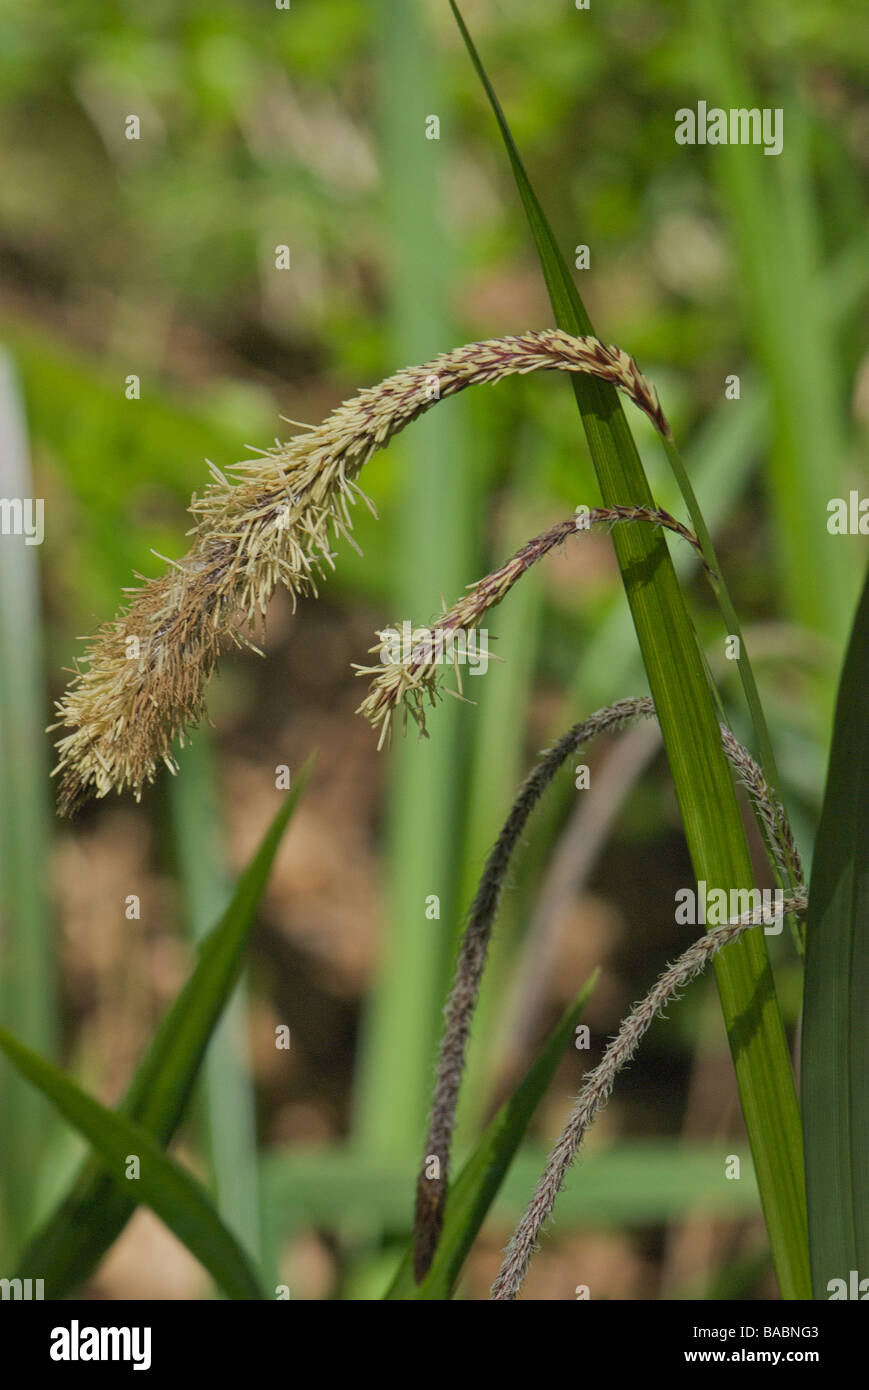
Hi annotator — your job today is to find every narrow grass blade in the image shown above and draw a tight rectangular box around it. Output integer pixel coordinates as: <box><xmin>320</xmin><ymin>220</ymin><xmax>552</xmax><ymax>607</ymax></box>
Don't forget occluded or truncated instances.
<box><xmin>448</xmin><ymin>1</ymin><xmax>809</xmax><ymax>1297</ymax></box>
<box><xmin>353</xmin><ymin>0</ymin><xmax>476</xmax><ymax>1158</ymax></box>
<box><xmin>0</xmin><ymin>1025</ymin><xmax>264</xmax><ymax>1300</ymax></box>
<box><xmin>168</xmin><ymin>731</ymin><xmax>262</xmax><ymax>1264</ymax></box>
<box><xmin>0</xmin><ymin>351</ymin><xmax>57</xmax><ymax>1252</ymax></box>
<box><xmin>801</xmin><ymin>564</ymin><xmax>869</xmax><ymax>1296</ymax></box>
<box><xmin>386</xmin><ymin>973</ymin><xmax>598</xmax><ymax>1299</ymax></box>
<box><xmin>691</xmin><ymin>4</ymin><xmax>855</xmax><ymax>654</ymax></box>
<box><xmin>15</xmin><ymin>760</ymin><xmax>313</xmax><ymax>1296</ymax></box>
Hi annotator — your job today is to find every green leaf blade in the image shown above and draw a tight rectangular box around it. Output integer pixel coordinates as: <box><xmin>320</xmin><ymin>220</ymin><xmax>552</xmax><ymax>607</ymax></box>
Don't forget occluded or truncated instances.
<box><xmin>802</xmin><ymin>564</ymin><xmax>869</xmax><ymax>1296</ymax></box>
<box><xmin>0</xmin><ymin>1026</ymin><xmax>264</xmax><ymax>1300</ymax></box>
<box><xmin>15</xmin><ymin>760</ymin><xmax>313</xmax><ymax>1296</ymax></box>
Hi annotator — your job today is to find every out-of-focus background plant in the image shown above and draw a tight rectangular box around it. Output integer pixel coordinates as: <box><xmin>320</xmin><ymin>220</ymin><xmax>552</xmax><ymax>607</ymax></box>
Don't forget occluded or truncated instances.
<box><xmin>0</xmin><ymin>0</ymin><xmax>866</xmax><ymax>1299</ymax></box>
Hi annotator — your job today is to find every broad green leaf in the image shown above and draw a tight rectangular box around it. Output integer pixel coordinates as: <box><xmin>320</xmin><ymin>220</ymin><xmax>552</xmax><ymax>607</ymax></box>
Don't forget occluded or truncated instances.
<box><xmin>16</xmin><ymin>761</ymin><xmax>313</xmax><ymax>1296</ymax></box>
<box><xmin>0</xmin><ymin>1025</ymin><xmax>264</xmax><ymax>1300</ymax></box>
<box><xmin>386</xmin><ymin>973</ymin><xmax>598</xmax><ymax>1299</ymax></box>
<box><xmin>802</xmin><ymin>563</ymin><xmax>869</xmax><ymax>1297</ymax></box>
<box><xmin>448</xmin><ymin>0</ymin><xmax>809</xmax><ymax>1297</ymax></box>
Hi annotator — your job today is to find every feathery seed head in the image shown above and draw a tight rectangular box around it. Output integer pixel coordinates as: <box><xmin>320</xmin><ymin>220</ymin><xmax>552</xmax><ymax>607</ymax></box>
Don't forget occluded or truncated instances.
<box><xmin>52</xmin><ymin>331</ymin><xmax>668</xmax><ymax>812</ymax></box>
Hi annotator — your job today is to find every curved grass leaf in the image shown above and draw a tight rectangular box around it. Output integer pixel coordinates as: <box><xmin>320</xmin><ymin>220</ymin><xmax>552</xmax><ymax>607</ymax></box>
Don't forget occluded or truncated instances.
<box><xmin>169</xmin><ymin>732</ymin><xmax>262</xmax><ymax>1264</ymax></box>
<box><xmin>802</xmin><ymin>564</ymin><xmax>869</xmax><ymax>1296</ymax></box>
<box><xmin>0</xmin><ymin>1024</ymin><xmax>264</xmax><ymax>1300</ymax></box>
<box><xmin>386</xmin><ymin>972</ymin><xmax>598</xmax><ymax>1300</ymax></box>
<box><xmin>16</xmin><ymin>759</ymin><xmax>313</xmax><ymax>1296</ymax></box>
<box><xmin>448</xmin><ymin>0</ymin><xmax>809</xmax><ymax>1297</ymax></box>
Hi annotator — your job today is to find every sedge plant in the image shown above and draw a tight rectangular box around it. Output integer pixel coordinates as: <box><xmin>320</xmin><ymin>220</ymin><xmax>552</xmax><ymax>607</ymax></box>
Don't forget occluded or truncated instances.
<box><xmin>2</xmin><ymin>1</ymin><xmax>862</xmax><ymax>1305</ymax></box>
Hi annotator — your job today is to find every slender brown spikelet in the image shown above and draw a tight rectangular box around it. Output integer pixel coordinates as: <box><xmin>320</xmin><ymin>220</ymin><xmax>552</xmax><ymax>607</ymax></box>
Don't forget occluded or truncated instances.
<box><xmin>490</xmin><ymin>890</ymin><xmax>809</xmax><ymax>1301</ymax></box>
<box><xmin>411</xmin><ymin>697</ymin><xmax>805</xmax><ymax>1282</ymax></box>
<box><xmin>411</xmin><ymin>697</ymin><xmax>654</xmax><ymax>1283</ymax></box>
<box><xmin>52</xmin><ymin>330</ymin><xmax>668</xmax><ymax>813</ymax></box>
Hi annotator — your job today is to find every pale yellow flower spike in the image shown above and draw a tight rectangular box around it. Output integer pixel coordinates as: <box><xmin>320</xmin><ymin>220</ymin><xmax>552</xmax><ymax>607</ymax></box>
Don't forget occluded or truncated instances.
<box><xmin>52</xmin><ymin>331</ymin><xmax>669</xmax><ymax>814</ymax></box>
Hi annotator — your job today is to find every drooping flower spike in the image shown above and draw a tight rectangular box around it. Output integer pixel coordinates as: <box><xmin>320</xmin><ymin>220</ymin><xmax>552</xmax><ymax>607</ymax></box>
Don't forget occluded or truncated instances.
<box><xmin>52</xmin><ymin>331</ymin><xmax>669</xmax><ymax>814</ymax></box>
